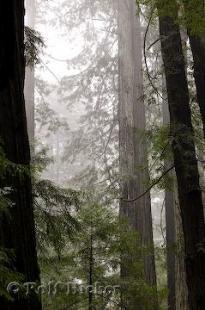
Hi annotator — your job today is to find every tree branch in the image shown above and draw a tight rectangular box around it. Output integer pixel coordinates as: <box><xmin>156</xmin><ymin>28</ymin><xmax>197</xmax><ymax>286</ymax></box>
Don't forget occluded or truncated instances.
<box><xmin>121</xmin><ymin>165</ymin><xmax>174</xmax><ymax>203</ymax></box>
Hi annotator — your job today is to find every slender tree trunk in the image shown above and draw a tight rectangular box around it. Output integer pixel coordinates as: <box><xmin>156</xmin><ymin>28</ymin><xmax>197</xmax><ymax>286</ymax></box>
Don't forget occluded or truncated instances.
<box><xmin>88</xmin><ymin>232</ymin><xmax>93</xmax><ymax>310</ymax></box>
<box><xmin>118</xmin><ymin>0</ymin><xmax>157</xmax><ymax>308</ymax></box>
<box><xmin>0</xmin><ymin>1</ymin><xmax>41</xmax><ymax>309</ymax></box>
<box><xmin>182</xmin><ymin>2</ymin><xmax>205</xmax><ymax>215</ymax></box>
<box><xmin>182</xmin><ymin>0</ymin><xmax>205</xmax><ymax>139</ymax></box>
<box><xmin>175</xmin><ymin>194</ymin><xmax>189</xmax><ymax>310</ymax></box>
<box><xmin>176</xmin><ymin>31</ymin><xmax>189</xmax><ymax>310</ymax></box>
<box><xmin>165</xmin><ymin>188</ymin><xmax>176</xmax><ymax>309</ymax></box>
<box><xmin>162</xmin><ymin>83</ymin><xmax>176</xmax><ymax>309</ymax></box>
<box><xmin>25</xmin><ymin>0</ymin><xmax>36</xmax><ymax>147</ymax></box>
<box><xmin>158</xmin><ymin>2</ymin><xmax>205</xmax><ymax>308</ymax></box>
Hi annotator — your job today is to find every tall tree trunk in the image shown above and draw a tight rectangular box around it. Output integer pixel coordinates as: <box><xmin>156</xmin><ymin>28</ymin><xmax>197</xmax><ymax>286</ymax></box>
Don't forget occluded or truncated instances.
<box><xmin>163</xmin><ymin>74</ymin><xmax>189</xmax><ymax>310</ymax></box>
<box><xmin>162</xmin><ymin>81</ymin><xmax>176</xmax><ymax>309</ymax></box>
<box><xmin>88</xmin><ymin>231</ymin><xmax>93</xmax><ymax>310</ymax></box>
<box><xmin>0</xmin><ymin>1</ymin><xmax>41</xmax><ymax>309</ymax></box>
<box><xmin>175</xmin><ymin>194</ymin><xmax>189</xmax><ymax>310</ymax></box>
<box><xmin>182</xmin><ymin>0</ymin><xmax>205</xmax><ymax>139</ymax></box>
<box><xmin>182</xmin><ymin>1</ymin><xmax>205</xmax><ymax>216</ymax></box>
<box><xmin>158</xmin><ymin>2</ymin><xmax>205</xmax><ymax>308</ymax></box>
<box><xmin>25</xmin><ymin>0</ymin><xmax>36</xmax><ymax>147</ymax></box>
<box><xmin>118</xmin><ymin>0</ymin><xmax>157</xmax><ymax>308</ymax></box>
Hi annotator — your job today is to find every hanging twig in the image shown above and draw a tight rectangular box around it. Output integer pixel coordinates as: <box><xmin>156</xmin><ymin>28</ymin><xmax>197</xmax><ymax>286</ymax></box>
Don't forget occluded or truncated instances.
<box><xmin>143</xmin><ymin>5</ymin><xmax>167</xmax><ymax>101</ymax></box>
<box><xmin>121</xmin><ymin>165</ymin><xmax>174</xmax><ymax>203</ymax></box>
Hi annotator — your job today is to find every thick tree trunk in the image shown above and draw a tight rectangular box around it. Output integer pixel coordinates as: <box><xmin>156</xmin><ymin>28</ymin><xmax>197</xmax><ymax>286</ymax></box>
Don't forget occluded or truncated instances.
<box><xmin>162</xmin><ymin>79</ymin><xmax>189</xmax><ymax>310</ymax></box>
<box><xmin>158</xmin><ymin>3</ymin><xmax>205</xmax><ymax>309</ymax></box>
<box><xmin>118</xmin><ymin>0</ymin><xmax>157</xmax><ymax>308</ymax></box>
<box><xmin>182</xmin><ymin>9</ymin><xmax>205</xmax><ymax>216</ymax></box>
<box><xmin>0</xmin><ymin>1</ymin><xmax>41</xmax><ymax>309</ymax></box>
<box><xmin>162</xmin><ymin>83</ymin><xmax>189</xmax><ymax>310</ymax></box>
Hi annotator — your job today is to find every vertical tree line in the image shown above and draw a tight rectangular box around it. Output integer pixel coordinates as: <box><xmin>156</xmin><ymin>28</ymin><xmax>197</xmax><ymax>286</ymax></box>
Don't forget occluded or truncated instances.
<box><xmin>182</xmin><ymin>0</ymin><xmax>205</xmax><ymax>139</ymax></box>
<box><xmin>0</xmin><ymin>1</ymin><xmax>41</xmax><ymax>309</ymax></box>
<box><xmin>162</xmin><ymin>78</ymin><xmax>176</xmax><ymax>310</ymax></box>
<box><xmin>1</xmin><ymin>0</ymin><xmax>205</xmax><ymax>309</ymax></box>
<box><xmin>158</xmin><ymin>0</ymin><xmax>205</xmax><ymax>308</ymax></box>
<box><xmin>118</xmin><ymin>0</ymin><xmax>157</xmax><ymax>308</ymax></box>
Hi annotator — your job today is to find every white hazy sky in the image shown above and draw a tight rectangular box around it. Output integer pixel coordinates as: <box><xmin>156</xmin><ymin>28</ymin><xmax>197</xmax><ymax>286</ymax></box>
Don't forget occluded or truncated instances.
<box><xmin>36</xmin><ymin>24</ymin><xmax>84</xmax><ymax>82</ymax></box>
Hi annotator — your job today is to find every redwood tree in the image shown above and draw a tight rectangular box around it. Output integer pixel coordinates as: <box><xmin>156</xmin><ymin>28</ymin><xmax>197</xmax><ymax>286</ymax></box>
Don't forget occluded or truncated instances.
<box><xmin>118</xmin><ymin>0</ymin><xmax>157</xmax><ymax>307</ymax></box>
<box><xmin>182</xmin><ymin>0</ymin><xmax>205</xmax><ymax>139</ymax></box>
<box><xmin>158</xmin><ymin>1</ymin><xmax>205</xmax><ymax>308</ymax></box>
<box><xmin>162</xmin><ymin>84</ymin><xmax>176</xmax><ymax>310</ymax></box>
<box><xmin>0</xmin><ymin>1</ymin><xmax>41</xmax><ymax>309</ymax></box>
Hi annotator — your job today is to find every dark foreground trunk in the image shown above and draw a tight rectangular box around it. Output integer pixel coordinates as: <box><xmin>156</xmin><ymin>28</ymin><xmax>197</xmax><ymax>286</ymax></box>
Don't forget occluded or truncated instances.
<box><xmin>0</xmin><ymin>1</ymin><xmax>41</xmax><ymax>309</ymax></box>
<box><xmin>188</xmin><ymin>35</ymin><xmax>205</xmax><ymax>139</ymax></box>
<box><xmin>158</xmin><ymin>3</ymin><xmax>205</xmax><ymax>309</ymax></box>
<box><xmin>162</xmin><ymin>85</ymin><xmax>189</xmax><ymax>309</ymax></box>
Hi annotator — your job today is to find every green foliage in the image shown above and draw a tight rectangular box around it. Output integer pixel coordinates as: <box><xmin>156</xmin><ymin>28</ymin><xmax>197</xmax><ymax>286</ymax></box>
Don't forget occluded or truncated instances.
<box><xmin>32</xmin><ymin>145</ymin><xmax>54</xmax><ymax>175</ymax></box>
<box><xmin>180</xmin><ymin>0</ymin><xmax>205</xmax><ymax>35</ymax></box>
<box><xmin>147</xmin><ymin>125</ymin><xmax>174</xmax><ymax>190</ymax></box>
<box><xmin>34</xmin><ymin>179</ymin><xmax>81</xmax><ymax>256</ymax></box>
<box><xmin>154</xmin><ymin>246</ymin><xmax>168</xmax><ymax>310</ymax></box>
<box><xmin>25</xmin><ymin>26</ymin><xmax>44</xmax><ymax>67</ymax></box>
<box><xmin>139</xmin><ymin>0</ymin><xmax>205</xmax><ymax>38</ymax></box>
<box><xmin>149</xmin><ymin>125</ymin><xmax>171</xmax><ymax>160</ymax></box>
<box><xmin>0</xmin><ymin>148</ymin><xmax>29</xmax><ymax>300</ymax></box>
<box><xmin>0</xmin><ymin>249</ymin><xmax>23</xmax><ymax>301</ymax></box>
<box><xmin>0</xmin><ymin>188</ymin><xmax>12</xmax><ymax>219</ymax></box>
<box><xmin>0</xmin><ymin>144</ymin><xmax>32</xmax><ymax>180</ymax></box>
<box><xmin>38</xmin><ymin>200</ymin><xmax>161</xmax><ymax>309</ymax></box>
<box><xmin>0</xmin><ymin>145</ymin><xmax>82</xmax><ymax>302</ymax></box>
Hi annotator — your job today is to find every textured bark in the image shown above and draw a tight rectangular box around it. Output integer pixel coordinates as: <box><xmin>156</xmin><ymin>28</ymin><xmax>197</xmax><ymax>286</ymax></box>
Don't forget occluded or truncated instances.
<box><xmin>182</xmin><ymin>0</ymin><xmax>205</xmax><ymax>216</ymax></box>
<box><xmin>175</xmin><ymin>193</ymin><xmax>189</xmax><ymax>310</ymax></box>
<box><xmin>165</xmin><ymin>189</ymin><xmax>175</xmax><ymax>309</ymax></box>
<box><xmin>163</xmin><ymin>101</ymin><xmax>189</xmax><ymax>310</ymax></box>
<box><xmin>162</xmin><ymin>89</ymin><xmax>176</xmax><ymax>310</ymax></box>
<box><xmin>0</xmin><ymin>1</ymin><xmax>41</xmax><ymax>309</ymax></box>
<box><xmin>158</xmin><ymin>3</ymin><xmax>205</xmax><ymax>309</ymax></box>
<box><xmin>182</xmin><ymin>0</ymin><xmax>205</xmax><ymax>139</ymax></box>
<box><xmin>163</xmin><ymin>64</ymin><xmax>189</xmax><ymax>309</ymax></box>
<box><xmin>118</xmin><ymin>0</ymin><xmax>157</xmax><ymax>308</ymax></box>
<box><xmin>25</xmin><ymin>0</ymin><xmax>36</xmax><ymax>146</ymax></box>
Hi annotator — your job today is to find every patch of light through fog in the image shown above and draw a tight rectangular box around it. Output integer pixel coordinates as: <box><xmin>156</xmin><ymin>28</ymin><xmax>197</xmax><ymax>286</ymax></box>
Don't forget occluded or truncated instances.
<box><xmin>25</xmin><ymin>1</ymin><xmax>164</xmax><ymax>245</ymax></box>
